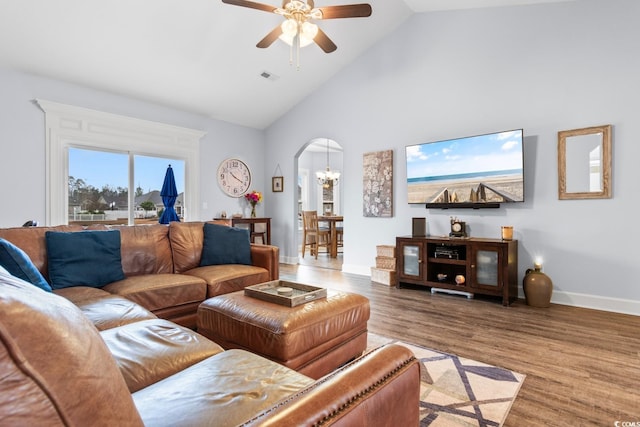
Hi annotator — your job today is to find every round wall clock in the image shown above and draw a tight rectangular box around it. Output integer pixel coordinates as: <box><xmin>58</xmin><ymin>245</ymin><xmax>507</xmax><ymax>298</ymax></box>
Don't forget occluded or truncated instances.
<box><xmin>217</xmin><ymin>158</ymin><xmax>251</xmax><ymax>197</ymax></box>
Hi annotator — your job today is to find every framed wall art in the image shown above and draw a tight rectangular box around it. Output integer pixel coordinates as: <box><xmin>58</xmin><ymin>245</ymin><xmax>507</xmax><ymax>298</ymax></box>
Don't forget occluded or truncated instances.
<box><xmin>272</xmin><ymin>176</ymin><xmax>283</xmax><ymax>192</ymax></box>
<box><xmin>363</xmin><ymin>149</ymin><xmax>393</xmax><ymax>217</ymax></box>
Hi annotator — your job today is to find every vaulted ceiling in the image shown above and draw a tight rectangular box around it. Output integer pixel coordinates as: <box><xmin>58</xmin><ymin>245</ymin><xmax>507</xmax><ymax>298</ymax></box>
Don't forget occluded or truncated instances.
<box><xmin>0</xmin><ymin>0</ymin><xmax>576</xmax><ymax>129</ymax></box>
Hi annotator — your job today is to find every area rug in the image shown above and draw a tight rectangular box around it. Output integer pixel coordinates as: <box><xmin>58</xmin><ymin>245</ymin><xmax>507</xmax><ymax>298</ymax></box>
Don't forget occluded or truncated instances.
<box><xmin>367</xmin><ymin>333</ymin><xmax>525</xmax><ymax>427</ymax></box>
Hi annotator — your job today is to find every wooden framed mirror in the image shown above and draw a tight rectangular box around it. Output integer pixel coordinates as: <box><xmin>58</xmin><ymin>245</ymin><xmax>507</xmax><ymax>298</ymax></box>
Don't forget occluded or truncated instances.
<box><xmin>558</xmin><ymin>125</ymin><xmax>612</xmax><ymax>200</ymax></box>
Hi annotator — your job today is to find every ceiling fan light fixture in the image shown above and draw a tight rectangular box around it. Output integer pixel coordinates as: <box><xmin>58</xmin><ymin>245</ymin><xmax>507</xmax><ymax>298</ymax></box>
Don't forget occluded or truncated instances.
<box><xmin>278</xmin><ymin>32</ymin><xmax>315</xmax><ymax>48</ymax></box>
<box><xmin>284</xmin><ymin>0</ymin><xmax>312</xmax><ymax>13</ymax></box>
<box><xmin>278</xmin><ymin>17</ymin><xmax>316</xmax><ymax>48</ymax></box>
<box><xmin>301</xmin><ymin>21</ymin><xmax>318</xmax><ymax>40</ymax></box>
<box><xmin>222</xmin><ymin>0</ymin><xmax>372</xmax><ymax>65</ymax></box>
<box><xmin>281</xmin><ymin>18</ymin><xmax>298</xmax><ymax>37</ymax></box>
<box><xmin>299</xmin><ymin>36</ymin><xmax>315</xmax><ymax>48</ymax></box>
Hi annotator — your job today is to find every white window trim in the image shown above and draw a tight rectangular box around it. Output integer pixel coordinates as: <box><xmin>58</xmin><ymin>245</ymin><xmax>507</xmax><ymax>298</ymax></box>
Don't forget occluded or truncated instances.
<box><xmin>36</xmin><ymin>99</ymin><xmax>205</xmax><ymax>226</ymax></box>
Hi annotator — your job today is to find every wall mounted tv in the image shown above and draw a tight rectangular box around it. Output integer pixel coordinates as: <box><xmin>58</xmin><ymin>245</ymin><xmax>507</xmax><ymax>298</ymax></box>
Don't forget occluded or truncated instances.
<box><xmin>406</xmin><ymin>129</ymin><xmax>524</xmax><ymax>209</ymax></box>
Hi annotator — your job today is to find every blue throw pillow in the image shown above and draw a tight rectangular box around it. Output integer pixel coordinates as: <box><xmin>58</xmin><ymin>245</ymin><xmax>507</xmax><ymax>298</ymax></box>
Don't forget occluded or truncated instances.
<box><xmin>200</xmin><ymin>223</ymin><xmax>251</xmax><ymax>266</ymax></box>
<box><xmin>45</xmin><ymin>230</ymin><xmax>125</xmax><ymax>289</ymax></box>
<box><xmin>0</xmin><ymin>238</ymin><xmax>52</xmax><ymax>292</ymax></box>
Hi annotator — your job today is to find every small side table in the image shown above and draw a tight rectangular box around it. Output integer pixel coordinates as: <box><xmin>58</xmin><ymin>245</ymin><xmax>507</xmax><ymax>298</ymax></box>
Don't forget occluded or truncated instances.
<box><xmin>215</xmin><ymin>217</ymin><xmax>271</xmax><ymax>245</ymax></box>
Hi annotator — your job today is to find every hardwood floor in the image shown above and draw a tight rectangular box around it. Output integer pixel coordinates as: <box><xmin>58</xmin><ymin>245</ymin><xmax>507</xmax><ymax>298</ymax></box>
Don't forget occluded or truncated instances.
<box><xmin>297</xmin><ymin>230</ymin><xmax>342</xmax><ymax>270</ymax></box>
<box><xmin>279</xmin><ymin>263</ymin><xmax>640</xmax><ymax>426</ymax></box>
<box><xmin>297</xmin><ymin>252</ymin><xmax>343</xmax><ymax>270</ymax></box>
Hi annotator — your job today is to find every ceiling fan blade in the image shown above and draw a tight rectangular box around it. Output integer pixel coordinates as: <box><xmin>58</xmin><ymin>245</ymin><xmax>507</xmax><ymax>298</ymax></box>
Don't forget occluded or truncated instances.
<box><xmin>221</xmin><ymin>0</ymin><xmax>277</xmax><ymax>14</ymax></box>
<box><xmin>257</xmin><ymin>25</ymin><xmax>283</xmax><ymax>48</ymax></box>
<box><xmin>316</xmin><ymin>4</ymin><xmax>372</xmax><ymax>19</ymax></box>
<box><xmin>314</xmin><ymin>28</ymin><xmax>337</xmax><ymax>53</ymax></box>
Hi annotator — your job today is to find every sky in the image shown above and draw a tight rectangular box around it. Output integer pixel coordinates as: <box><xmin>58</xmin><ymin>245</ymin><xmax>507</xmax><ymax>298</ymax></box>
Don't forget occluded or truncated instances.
<box><xmin>69</xmin><ymin>148</ymin><xmax>185</xmax><ymax>193</ymax></box>
<box><xmin>405</xmin><ymin>130</ymin><xmax>524</xmax><ymax>179</ymax></box>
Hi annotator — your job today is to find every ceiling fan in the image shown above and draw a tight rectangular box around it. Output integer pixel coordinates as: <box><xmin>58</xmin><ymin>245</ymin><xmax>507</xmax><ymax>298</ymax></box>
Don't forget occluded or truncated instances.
<box><xmin>221</xmin><ymin>0</ymin><xmax>372</xmax><ymax>55</ymax></box>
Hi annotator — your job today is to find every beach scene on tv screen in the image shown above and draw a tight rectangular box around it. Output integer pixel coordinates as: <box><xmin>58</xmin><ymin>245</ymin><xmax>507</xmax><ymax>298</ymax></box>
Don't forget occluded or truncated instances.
<box><xmin>406</xmin><ymin>130</ymin><xmax>524</xmax><ymax>204</ymax></box>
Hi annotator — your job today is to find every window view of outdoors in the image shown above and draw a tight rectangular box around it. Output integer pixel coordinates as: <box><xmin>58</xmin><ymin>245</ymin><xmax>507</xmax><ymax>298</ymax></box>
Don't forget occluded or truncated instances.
<box><xmin>68</xmin><ymin>148</ymin><xmax>185</xmax><ymax>224</ymax></box>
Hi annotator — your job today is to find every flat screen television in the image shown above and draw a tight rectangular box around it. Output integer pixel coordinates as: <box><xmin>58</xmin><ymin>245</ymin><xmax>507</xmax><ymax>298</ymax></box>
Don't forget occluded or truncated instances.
<box><xmin>406</xmin><ymin>129</ymin><xmax>524</xmax><ymax>208</ymax></box>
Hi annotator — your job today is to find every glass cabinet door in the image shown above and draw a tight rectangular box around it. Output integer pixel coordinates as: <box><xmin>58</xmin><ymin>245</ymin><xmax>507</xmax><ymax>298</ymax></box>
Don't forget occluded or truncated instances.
<box><xmin>396</xmin><ymin>238</ymin><xmax>426</xmax><ymax>286</ymax></box>
<box><xmin>402</xmin><ymin>244</ymin><xmax>421</xmax><ymax>277</ymax></box>
<box><xmin>472</xmin><ymin>246</ymin><xmax>501</xmax><ymax>289</ymax></box>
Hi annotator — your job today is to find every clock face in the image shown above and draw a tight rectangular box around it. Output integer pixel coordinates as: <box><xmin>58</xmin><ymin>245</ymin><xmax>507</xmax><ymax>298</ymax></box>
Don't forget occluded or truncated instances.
<box><xmin>452</xmin><ymin>222</ymin><xmax>462</xmax><ymax>232</ymax></box>
<box><xmin>217</xmin><ymin>158</ymin><xmax>251</xmax><ymax>197</ymax></box>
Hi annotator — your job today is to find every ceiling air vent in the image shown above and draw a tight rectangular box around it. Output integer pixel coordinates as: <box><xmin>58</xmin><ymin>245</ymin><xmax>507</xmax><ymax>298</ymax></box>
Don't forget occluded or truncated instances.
<box><xmin>260</xmin><ymin>71</ymin><xmax>280</xmax><ymax>81</ymax></box>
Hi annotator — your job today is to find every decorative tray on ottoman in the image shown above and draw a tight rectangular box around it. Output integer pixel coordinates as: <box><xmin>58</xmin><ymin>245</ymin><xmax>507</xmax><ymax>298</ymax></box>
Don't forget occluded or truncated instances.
<box><xmin>244</xmin><ymin>280</ymin><xmax>327</xmax><ymax>307</ymax></box>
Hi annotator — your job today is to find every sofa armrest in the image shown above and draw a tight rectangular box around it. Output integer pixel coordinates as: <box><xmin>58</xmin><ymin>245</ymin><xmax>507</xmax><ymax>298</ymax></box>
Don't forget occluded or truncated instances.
<box><xmin>241</xmin><ymin>344</ymin><xmax>420</xmax><ymax>426</ymax></box>
<box><xmin>250</xmin><ymin>244</ymin><xmax>279</xmax><ymax>281</ymax></box>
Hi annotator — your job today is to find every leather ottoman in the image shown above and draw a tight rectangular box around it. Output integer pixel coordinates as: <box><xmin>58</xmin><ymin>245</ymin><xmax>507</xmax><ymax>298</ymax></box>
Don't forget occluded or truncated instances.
<box><xmin>197</xmin><ymin>289</ymin><xmax>370</xmax><ymax>379</ymax></box>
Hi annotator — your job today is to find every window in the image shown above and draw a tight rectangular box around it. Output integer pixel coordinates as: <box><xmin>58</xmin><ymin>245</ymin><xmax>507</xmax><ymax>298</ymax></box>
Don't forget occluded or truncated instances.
<box><xmin>68</xmin><ymin>148</ymin><xmax>185</xmax><ymax>224</ymax></box>
<box><xmin>37</xmin><ymin>99</ymin><xmax>205</xmax><ymax>225</ymax></box>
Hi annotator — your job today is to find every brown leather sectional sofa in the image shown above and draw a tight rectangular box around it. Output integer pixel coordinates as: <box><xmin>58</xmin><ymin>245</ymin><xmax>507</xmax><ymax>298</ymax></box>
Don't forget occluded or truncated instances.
<box><xmin>0</xmin><ymin>222</ymin><xmax>422</xmax><ymax>426</ymax></box>
<box><xmin>0</xmin><ymin>221</ymin><xmax>279</xmax><ymax>329</ymax></box>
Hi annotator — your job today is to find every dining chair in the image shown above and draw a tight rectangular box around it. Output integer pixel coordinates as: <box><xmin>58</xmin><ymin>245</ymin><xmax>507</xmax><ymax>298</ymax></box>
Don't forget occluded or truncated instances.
<box><xmin>251</xmin><ymin>222</ymin><xmax>267</xmax><ymax>244</ymax></box>
<box><xmin>301</xmin><ymin>210</ymin><xmax>330</xmax><ymax>259</ymax></box>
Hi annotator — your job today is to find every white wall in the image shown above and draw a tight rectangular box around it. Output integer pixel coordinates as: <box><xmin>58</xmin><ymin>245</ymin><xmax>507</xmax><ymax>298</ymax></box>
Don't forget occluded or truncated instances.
<box><xmin>265</xmin><ymin>0</ymin><xmax>640</xmax><ymax>314</ymax></box>
<box><xmin>0</xmin><ymin>68</ymin><xmax>266</xmax><ymax>226</ymax></box>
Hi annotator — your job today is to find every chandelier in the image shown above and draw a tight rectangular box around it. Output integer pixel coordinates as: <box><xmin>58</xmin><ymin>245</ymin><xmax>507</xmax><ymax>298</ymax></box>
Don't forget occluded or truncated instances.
<box><xmin>316</xmin><ymin>139</ymin><xmax>340</xmax><ymax>188</ymax></box>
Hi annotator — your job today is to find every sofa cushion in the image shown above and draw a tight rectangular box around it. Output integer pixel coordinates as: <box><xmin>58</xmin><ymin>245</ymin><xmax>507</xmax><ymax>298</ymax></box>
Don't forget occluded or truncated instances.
<box><xmin>101</xmin><ymin>319</ymin><xmax>224</xmax><ymax>392</ymax></box>
<box><xmin>109</xmin><ymin>224</ymin><xmax>174</xmax><ymax>276</ymax></box>
<box><xmin>184</xmin><ymin>264</ymin><xmax>271</xmax><ymax>298</ymax></box>
<box><xmin>132</xmin><ymin>349</ymin><xmax>314</xmax><ymax>427</ymax></box>
<box><xmin>0</xmin><ymin>269</ymin><xmax>144</xmax><ymax>426</ymax></box>
<box><xmin>53</xmin><ymin>285</ymin><xmax>113</xmax><ymax>302</ymax></box>
<box><xmin>53</xmin><ymin>286</ymin><xmax>156</xmax><ymax>330</ymax></box>
<box><xmin>45</xmin><ymin>229</ymin><xmax>125</xmax><ymax>289</ymax></box>
<box><xmin>169</xmin><ymin>221</ymin><xmax>206</xmax><ymax>273</ymax></box>
<box><xmin>201</xmin><ymin>222</ymin><xmax>251</xmax><ymax>266</ymax></box>
<box><xmin>0</xmin><ymin>237</ymin><xmax>52</xmax><ymax>292</ymax></box>
<box><xmin>102</xmin><ymin>273</ymin><xmax>207</xmax><ymax>313</ymax></box>
<box><xmin>56</xmin><ymin>288</ymin><xmax>158</xmax><ymax>330</ymax></box>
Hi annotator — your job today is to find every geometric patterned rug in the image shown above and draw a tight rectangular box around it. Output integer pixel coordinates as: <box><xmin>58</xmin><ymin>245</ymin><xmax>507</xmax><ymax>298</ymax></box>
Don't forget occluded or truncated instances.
<box><xmin>368</xmin><ymin>333</ymin><xmax>525</xmax><ymax>427</ymax></box>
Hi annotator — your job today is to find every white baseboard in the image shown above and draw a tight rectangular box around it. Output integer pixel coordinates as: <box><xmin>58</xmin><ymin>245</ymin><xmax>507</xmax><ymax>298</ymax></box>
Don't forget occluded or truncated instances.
<box><xmin>543</xmin><ymin>289</ymin><xmax>640</xmax><ymax>316</ymax></box>
<box><xmin>342</xmin><ymin>264</ymin><xmax>371</xmax><ymax>276</ymax></box>
<box><xmin>280</xmin><ymin>255</ymin><xmax>299</xmax><ymax>265</ymax></box>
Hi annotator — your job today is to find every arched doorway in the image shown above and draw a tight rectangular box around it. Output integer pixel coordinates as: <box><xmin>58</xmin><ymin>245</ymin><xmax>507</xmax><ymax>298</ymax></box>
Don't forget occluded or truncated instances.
<box><xmin>294</xmin><ymin>138</ymin><xmax>343</xmax><ymax>269</ymax></box>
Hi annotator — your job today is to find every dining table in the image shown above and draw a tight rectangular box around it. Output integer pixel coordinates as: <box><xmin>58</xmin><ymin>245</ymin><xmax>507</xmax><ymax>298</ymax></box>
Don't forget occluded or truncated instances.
<box><xmin>318</xmin><ymin>215</ymin><xmax>343</xmax><ymax>258</ymax></box>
